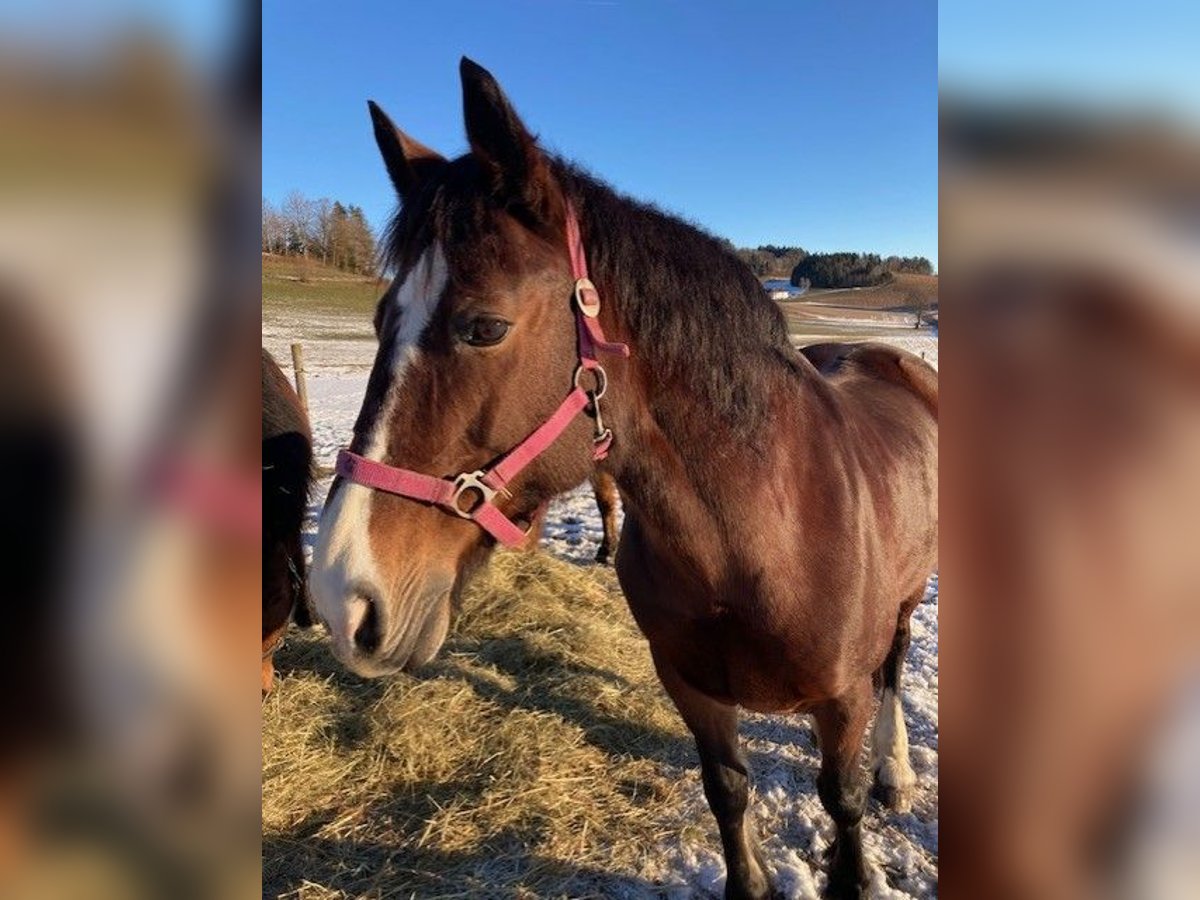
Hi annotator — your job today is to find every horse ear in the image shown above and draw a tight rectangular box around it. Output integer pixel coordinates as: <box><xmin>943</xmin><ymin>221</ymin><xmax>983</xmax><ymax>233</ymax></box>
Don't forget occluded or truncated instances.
<box><xmin>367</xmin><ymin>100</ymin><xmax>445</xmax><ymax>203</ymax></box>
<box><xmin>459</xmin><ymin>57</ymin><xmax>553</xmax><ymax>218</ymax></box>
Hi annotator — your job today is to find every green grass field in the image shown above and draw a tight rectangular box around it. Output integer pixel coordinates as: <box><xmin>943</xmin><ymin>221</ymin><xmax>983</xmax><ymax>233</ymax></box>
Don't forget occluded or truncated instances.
<box><xmin>261</xmin><ymin>254</ymin><xmax>386</xmax><ymax>316</ymax></box>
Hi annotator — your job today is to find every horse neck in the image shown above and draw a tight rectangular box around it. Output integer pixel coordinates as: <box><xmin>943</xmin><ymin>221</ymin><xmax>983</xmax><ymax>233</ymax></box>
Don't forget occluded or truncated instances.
<box><xmin>592</xmin><ymin>270</ymin><xmax>820</xmax><ymax>563</ymax></box>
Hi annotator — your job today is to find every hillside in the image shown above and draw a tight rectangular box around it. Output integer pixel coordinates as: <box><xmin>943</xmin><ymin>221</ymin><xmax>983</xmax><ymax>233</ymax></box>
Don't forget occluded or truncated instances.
<box><xmin>261</xmin><ymin>253</ymin><xmax>386</xmax><ymax>315</ymax></box>
<box><xmin>793</xmin><ymin>273</ymin><xmax>938</xmax><ymax>311</ymax></box>
<box><xmin>777</xmin><ymin>273</ymin><xmax>938</xmax><ymax>343</ymax></box>
<box><xmin>263</xmin><ymin>253</ymin><xmax>937</xmax><ymax>352</ymax></box>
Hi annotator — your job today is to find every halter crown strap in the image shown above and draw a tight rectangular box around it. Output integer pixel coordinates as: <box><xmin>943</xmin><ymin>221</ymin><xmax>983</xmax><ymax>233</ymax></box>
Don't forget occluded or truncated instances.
<box><xmin>335</xmin><ymin>199</ymin><xmax>627</xmax><ymax>548</ymax></box>
<box><xmin>565</xmin><ymin>198</ymin><xmax>631</xmax><ymax>360</ymax></box>
<box><xmin>564</xmin><ymin>199</ymin><xmax>590</xmax><ymax>283</ymax></box>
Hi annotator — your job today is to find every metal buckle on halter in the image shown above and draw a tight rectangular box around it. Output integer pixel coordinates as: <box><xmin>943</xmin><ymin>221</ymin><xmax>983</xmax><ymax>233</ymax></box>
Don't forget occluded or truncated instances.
<box><xmin>589</xmin><ymin>394</ymin><xmax>612</xmax><ymax>445</ymax></box>
<box><xmin>448</xmin><ymin>470</ymin><xmax>497</xmax><ymax>518</ymax></box>
<box><xmin>573</xmin><ymin>277</ymin><xmax>601</xmax><ymax>318</ymax></box>
<box><xmin>572</xmin><ymin>362</ymin><xmax>607</xmax><ymax>399</ymax></box>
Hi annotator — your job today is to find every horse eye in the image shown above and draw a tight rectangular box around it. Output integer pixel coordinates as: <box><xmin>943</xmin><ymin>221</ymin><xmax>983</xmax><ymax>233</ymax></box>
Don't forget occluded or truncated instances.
<box><xmin>459</xmin><ymin>315</ymin><xmax>511</xmax><ymax>347</ymax></box>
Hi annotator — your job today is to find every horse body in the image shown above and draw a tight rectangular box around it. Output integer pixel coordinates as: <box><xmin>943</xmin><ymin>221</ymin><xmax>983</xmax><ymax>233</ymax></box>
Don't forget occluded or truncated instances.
<box><xmin>311</xmin><ymin>59</ymin><xmax>937</xmax><ymax>899</ymax></box>
<box><xmin>599</xmin><ymin>308</ymin><xmax>936</xmax><ymax>896</ymax></box>
<box><xmin>615</xmin><ymin>344</ymin><xmax>937</xmax><ymax>715</ymax></box>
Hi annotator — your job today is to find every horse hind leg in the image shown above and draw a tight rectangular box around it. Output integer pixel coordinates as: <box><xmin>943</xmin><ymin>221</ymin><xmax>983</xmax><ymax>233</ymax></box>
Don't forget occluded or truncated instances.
<box><xmin>870</xmin><ymin>591</ymin><xmax>922</xmax><ymax>812</ymax></box>
<box><xmin>814</xmin><ymin>678</ymin><xmax>874</xmax><ymax>899</ymax></box>
<box><xmin>591</xmin><ymin>470</ymin><xmax>620</xmax><ymax>565</ymax></box>
<box><xmin>518</xmin><ymin>502</ymin><xmax>549</xmax><ymax>553</ymax></box>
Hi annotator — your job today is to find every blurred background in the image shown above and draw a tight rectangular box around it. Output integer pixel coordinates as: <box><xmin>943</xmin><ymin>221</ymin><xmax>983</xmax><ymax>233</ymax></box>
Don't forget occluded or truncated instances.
<box><xmin>0</xmin><ymin>0</ymin><xmax>259</xmax><ymax>897</ymax></box>
<box><xmin>941</xmin><ymin>2</ymin><xmax>1199</xmax><ymax>898</ymax></box>
<box><xmin>1</xmin><ymin>0</ymin><xmax>1197</xmax><ymax>897</ymax></box>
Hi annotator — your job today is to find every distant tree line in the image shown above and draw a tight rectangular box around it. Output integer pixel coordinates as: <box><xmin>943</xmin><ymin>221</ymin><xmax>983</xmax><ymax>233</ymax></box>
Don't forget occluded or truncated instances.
<box><xmin>262</xmin><ymin>191</ymin><xmax>377</xmax><ymax>275</ymax></box>
<box><xmin>790</xmin><ymin>252</ymin><xmax>933</xmax><ymax>289</ymax></box>
<box><xmin>726</xmin><ymin>242</ymin><xmax>933</xmax><ymax>289</ymax></box>
<box><xmin>734</xmin><ymin>245</ymin><xmax>809</xmax><ymax>279</ymax></box>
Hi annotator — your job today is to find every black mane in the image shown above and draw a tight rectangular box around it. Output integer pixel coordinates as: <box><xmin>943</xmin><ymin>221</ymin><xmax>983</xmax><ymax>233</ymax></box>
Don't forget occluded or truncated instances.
<box><xmin>555</xmin><ymin>161</ymin><xmax>797</xmax><ymax>433</ymax></box>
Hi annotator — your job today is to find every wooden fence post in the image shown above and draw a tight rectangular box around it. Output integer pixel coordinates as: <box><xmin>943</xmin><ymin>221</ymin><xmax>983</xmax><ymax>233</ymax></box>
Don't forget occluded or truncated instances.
<box><xmin>290</xmin><ymin>342</ymin><xmax>309</xmax><ymax>416</ymax></box>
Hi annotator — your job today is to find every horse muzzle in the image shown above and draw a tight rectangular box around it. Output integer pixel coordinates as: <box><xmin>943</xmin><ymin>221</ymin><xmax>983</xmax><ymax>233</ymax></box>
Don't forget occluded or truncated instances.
<box><xmin>322</xmin><ymin>576</ymin><xmax>453</xmax><ymax>678</ymax></box>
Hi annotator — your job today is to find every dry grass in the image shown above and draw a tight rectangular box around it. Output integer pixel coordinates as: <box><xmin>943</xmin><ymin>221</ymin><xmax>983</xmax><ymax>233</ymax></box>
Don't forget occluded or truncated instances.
<box><xmin>797</xmin><ymin>273</ymin><xmax>938</xmax><ymax>311</ymax></box>
<box><xmin>262</xmin><ymin>551</ymin><xmax>694</xmax><ymax>899</ymax></box>
<box><xmin>775</xmin><ymin>275</ymin><xmax>938</xmax><ymax>342</ymax></box>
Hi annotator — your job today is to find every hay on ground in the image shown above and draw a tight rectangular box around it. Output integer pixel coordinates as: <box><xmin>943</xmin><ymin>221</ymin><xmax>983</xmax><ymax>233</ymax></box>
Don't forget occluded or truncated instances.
<box><xmin>262</xmin><ymin>551</ymin><xmax>694</xmax><ymax>899</ymax></box>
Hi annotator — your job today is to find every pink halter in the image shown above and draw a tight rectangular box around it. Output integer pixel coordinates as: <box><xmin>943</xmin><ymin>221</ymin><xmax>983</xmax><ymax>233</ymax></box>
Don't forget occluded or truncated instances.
<box><xmin>335</xmin><ymin>199</ymin><xmax>629</xmax><ymax>547</ymax></box>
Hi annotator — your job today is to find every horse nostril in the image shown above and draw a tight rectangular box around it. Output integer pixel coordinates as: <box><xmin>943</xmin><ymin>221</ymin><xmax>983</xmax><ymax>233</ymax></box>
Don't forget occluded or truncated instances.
<box><xmin>353</xmin><ymin>596</ymin><xmax>381</xmax><ymax>655</ymax></box>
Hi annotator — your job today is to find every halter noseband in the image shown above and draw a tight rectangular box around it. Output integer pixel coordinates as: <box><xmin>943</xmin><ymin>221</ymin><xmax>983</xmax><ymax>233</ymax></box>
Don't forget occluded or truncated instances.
<box><xmin>335</xmin><ymin>199</ymin><xmax>630</xmax><ymax>547</ymax></box>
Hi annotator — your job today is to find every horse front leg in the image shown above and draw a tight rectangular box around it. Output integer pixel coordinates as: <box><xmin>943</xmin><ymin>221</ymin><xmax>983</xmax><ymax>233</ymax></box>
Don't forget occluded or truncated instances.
<box><xmin>814</xmin><ymin>678</ymin><xmax>874</xmax><ymax>899</ymax></box>
<box><xmin>654</xmin><ymin>652</ymin><xmax>775</xmax><ymax>900</ymax></box>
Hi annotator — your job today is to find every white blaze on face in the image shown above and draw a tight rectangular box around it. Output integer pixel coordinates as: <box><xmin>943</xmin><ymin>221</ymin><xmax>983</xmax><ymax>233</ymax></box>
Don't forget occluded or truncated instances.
<box><xmin>311</xmin><ymin>244</ymin><xmax>448</xmax><ymax>662</ymax></box>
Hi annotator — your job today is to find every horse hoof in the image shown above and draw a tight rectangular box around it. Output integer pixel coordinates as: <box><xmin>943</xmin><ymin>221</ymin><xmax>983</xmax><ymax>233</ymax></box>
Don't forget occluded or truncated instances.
<box><xmin>594</xmin><ymin>547</ymin><xmax>612</xmax><ymax>566</ymax></box>
<box><xmin>822</xmin><ymin>881</ymin><xmax>867</xmax><ymax>900</ymax></box>
<box><xmin>724</xmin><ymin>880</ymin><xmax>778</xmax><ymax>900</ymax></box>
<box><xmin>872</xmin><ymin>756</ymin><xmax>916</xmax><ymax>813</ymax></box>
<box><xmin>871</xmin><ymin>778</ymin><xmax>913</xmax><ymax>813</ymax></box>
<box><xmin>723</xmin><ymin>852</ymin><xmax>776</xmax><ymax>900</ymax></box>
<box><xmin>822</xmin><ymin>868</ymin><xmax>870</xmax><ymax>900</ymax></box>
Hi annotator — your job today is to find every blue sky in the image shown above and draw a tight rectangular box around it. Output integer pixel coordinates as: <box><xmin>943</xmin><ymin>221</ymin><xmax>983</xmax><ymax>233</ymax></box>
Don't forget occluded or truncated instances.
<box><xmin>263</xmin><ymin>1</ymin><xmax>937</xmax><ymax>265</ymax></box>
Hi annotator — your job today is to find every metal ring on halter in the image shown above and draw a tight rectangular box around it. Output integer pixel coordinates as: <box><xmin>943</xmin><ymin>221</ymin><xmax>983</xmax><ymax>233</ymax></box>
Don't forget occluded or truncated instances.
<box><xmin>448</xmin><ymin>470</ymin><xmax>497</xmax><ymax>518</ymax></box>
<box><xmin>573</xmin><ymin>277</ymin><xmax>601</xmax><ymax>317</ymax></box>
<box><xmin>572</xmin><ymin>363</ymin><xmax>607</xmax><ymax>399</ymax></box>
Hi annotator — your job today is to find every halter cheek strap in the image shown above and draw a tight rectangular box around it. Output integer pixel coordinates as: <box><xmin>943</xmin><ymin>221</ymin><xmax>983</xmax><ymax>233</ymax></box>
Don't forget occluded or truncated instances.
<box><xmin>335</xmin><ymin>199</ymin><xmax>629</xmax><ymax>548</ymax></box>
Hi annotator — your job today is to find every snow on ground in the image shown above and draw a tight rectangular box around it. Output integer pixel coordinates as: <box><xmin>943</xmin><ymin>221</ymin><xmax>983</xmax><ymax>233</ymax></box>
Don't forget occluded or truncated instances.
<box><xmin>268</xmin><ymin>301</ymin><xmax>939</xmax><ymax>897</ymax></box>
<box><xmin>878</xmin><ymin>333</ymin><xmax>938</xmax><ymax>370</ymax></box>
<box><xmin>262</xmin><ymin>308</ymin><xmax>376</xmax><ymax>376</ymax></box>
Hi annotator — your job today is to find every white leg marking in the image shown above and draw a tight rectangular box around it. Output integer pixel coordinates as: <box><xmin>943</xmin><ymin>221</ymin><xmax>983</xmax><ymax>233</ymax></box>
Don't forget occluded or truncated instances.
<box><xmin>871</xmin><ymin>687</ymin><xmax>917</xmax><ymax>811</ymax></box>
<box><xmin>310</xmin><ymin>244</ymin><xmax>448</xmax><ymax>660</ymax></box>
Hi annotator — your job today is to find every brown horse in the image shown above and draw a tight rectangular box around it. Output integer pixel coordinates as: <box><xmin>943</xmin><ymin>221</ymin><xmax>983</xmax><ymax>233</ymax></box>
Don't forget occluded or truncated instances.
<box><xmin>311</xmin><ymin>59</ymin><xmax>937</xmax><ymax>898</ymax></box>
